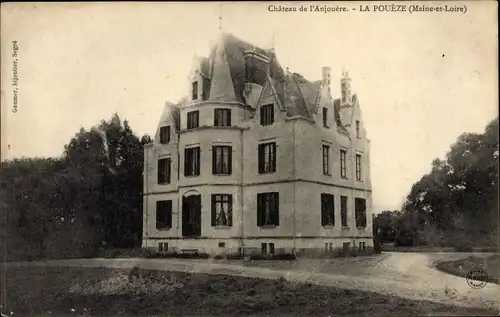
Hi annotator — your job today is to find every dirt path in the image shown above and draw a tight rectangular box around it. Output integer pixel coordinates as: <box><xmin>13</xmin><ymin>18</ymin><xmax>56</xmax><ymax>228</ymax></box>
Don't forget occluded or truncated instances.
<box><xmin>8</xmin><ymin>252</ymin><xmax>500</xmax><ymax>311</ymax></box>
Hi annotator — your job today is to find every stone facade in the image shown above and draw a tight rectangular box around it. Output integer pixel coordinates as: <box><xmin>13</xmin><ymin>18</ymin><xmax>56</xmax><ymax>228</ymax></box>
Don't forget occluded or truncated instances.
<box><xmin>142</xmin><ymin>32</ymin><xmax>373</xmax><ymax>257</ymax></box>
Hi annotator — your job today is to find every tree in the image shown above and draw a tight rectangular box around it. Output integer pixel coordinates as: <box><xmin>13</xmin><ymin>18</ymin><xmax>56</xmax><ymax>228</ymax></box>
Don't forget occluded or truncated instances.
<box><xmin>398</xmin><ymin>117</ymin><xmax>499</xmax><ymax>248</ymax></box>
<box><xmin>1</xmin><ymin>113</ymin><xmax>148</xmax><ymax>261</ymax></box>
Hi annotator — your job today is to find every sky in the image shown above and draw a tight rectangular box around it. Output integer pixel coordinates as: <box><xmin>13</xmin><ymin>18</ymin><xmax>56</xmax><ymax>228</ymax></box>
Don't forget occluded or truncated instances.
<box><xmin>1</xmin><ymin>2</ymin><xmax>498</xmax><ymax>213</ymax></box>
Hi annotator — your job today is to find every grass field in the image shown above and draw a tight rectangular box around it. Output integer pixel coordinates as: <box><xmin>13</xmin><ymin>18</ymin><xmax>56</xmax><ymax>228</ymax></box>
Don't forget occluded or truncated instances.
<box><xmin>3</xmin><ymin>266</ymin><xmax>498</xmax><ymax>317</ymax></box>
<box><xmin>436</xmin><ymin>254</ymin><xmax>500</xmax><ymax>284</ymax></box>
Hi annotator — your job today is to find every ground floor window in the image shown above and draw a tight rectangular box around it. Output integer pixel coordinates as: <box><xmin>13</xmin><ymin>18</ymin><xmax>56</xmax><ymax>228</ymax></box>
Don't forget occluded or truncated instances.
<box><xmin>343</xmin><ymin>242</ymin><xmax>350</xmax><ymax>253</ymax></box>
<box><xmin>211</xmin><ymin>194</ymin><xmax>233</xmax><ymax>226</ymax></box>
<box><xmin>158</xmin><ymin>242</ymin><xmax>168</xmax><ymax>252</ymax></box>
<box><xmin>257</xmin><ymin>192</ymin><xmax>279</xmax><ymax>226</ymax></box>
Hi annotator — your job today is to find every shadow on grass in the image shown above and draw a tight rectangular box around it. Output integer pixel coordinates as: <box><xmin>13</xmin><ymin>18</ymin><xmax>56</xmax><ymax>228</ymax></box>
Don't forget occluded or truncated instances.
<box><xmin>4</xmin><ymin>266</ymin><xmax>498</xmax><ymax>317</ymax></box>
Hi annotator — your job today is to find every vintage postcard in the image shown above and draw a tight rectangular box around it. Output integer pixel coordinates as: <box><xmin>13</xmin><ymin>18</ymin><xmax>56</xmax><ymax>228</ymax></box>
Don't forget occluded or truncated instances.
<box><xmin>1</xmin><ymin>1</ymin><xmax>498</xmax><ymax>316</ymax></box>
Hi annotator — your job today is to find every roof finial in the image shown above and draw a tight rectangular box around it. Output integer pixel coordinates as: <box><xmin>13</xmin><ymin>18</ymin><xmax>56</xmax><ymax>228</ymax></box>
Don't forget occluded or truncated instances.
<box><xmin>342</xmin><ymin>66</ymin><xmax>349</xmax><ymax>78</ymax></box>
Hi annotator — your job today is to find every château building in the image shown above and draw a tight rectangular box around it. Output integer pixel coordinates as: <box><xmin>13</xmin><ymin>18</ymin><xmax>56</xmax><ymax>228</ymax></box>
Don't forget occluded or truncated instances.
<box><xmin>142</xmin><ymin>32</ymin><xmax>373</xmax><ymax>256</ymax></box>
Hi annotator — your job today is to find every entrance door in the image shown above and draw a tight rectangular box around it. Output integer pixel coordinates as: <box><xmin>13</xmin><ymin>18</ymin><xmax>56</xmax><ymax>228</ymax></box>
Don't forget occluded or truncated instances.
<box><xmin>182</xmin><ymin>194</ymin><xmax>201</xmax><ymax>237</ymax></box>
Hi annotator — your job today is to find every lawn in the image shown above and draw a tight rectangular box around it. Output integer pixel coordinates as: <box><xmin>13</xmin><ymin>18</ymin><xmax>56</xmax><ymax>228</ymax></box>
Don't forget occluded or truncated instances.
<box><xmin>435</xmin><ymin>254</ymin><xmax>500</xmax><ymax>284</ymax></box>
<box><xmin>2</xmin><ymin>266</ymin><xmax>497</xmax><ymax>317</ymax></box>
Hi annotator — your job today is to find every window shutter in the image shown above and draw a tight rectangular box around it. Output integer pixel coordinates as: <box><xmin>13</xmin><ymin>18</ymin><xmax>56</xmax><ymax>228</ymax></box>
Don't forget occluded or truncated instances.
<box><xmin>227</xmin><ymin>195</ymin><xmax>233</xmax><ymax>226</ymax></box>
<box><xmin>167</xmin><ymin>200</ymin><xmax>172</xmax><ymax>228</ymax></box>
<box><xmin>258</xmin><ymin>144</ymin><xmax>264</xmax><ymax>173</ymax></box>
<box><xmin>321</xmin><ymin>194</ymin><xmax>326</xmax><ymax>226</ymax></box>
<box><xmin>167</xmin><ymin>159</ymin><xmax>171</xmax><ymax>184</ymax></box>
<box><xmin>257</xmin><ymin>194</ymin><xmax>263</xmax><ymax>226</ymax></box>
<box><xmin>184</xmin><ymin>149</ymin><xmax>189</xmax><ymax>176</ymax></box>
<box><xmin>211</xmin><ymin>195</ymin><xmax>216</xmax><ymax>226</ymax></box>
<box><xmin>260</xmin><ymin>107</ymin><xmax>264</xmax><ymax>125</ymax></box>
<box><xmin>228</xmin><ymin>147</ymin><xmax>232</xmax><ymax>174</ymax></box>
<box><xmin>212</xmin><ymin>146</ymin><xmax>216</xmax><ymax>174</ymax></box>
<box><xmin>331</xmin><ymin>195</ymin><xmax>335</xmax><ymax>226</ymax></box>
<box><xmin>273</xmin><ymin>193</ymin><xmax>279</xmax><ymax>226</ymax></box>
<box><xmin>214</xmin><ymin>110</ymin><xmax>218</xmax><ymax>126</ymax></box>
<box><xmin>270</xmin><ymin>105</ymin><xmax>274</xmax><ymax>124</ymax></box>
<box><xmin>272</xmin><ymin>143</ymin><xmax>277</xmax><ymax>172</ymax></box>
<box><xmin>157</xmin><ymin>160</ymin><xmax>162</xmax><ymax>184</ymax></box>
<box><xmin>195</xmin><ymin>148</ymin><xmax>200</xmax><ymax>175</ymax></box>
<box><xmin>227</xmin><ymin>110</ymin><xmax>231</xmax><ymax>126</ymax></box>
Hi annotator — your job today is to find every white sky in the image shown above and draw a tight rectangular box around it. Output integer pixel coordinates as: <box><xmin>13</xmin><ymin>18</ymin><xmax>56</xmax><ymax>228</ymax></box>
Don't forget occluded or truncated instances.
<box><xmin>1</xmin><ymin>2</ymin><xmax>498</xmax><ymax>213</ymax></box>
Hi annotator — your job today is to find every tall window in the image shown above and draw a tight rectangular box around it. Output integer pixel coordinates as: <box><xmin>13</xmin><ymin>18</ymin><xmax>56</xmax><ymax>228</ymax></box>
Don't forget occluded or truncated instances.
<box><xmin>212</xmin><ymin>146</ymin><xmax>232</xmax><ymax>175</ymax></box>
<box><xmin>156</xmin><ymin>200</ymin><xmax>172</xmax><ymax>230</ymax></box>
<box><xmin>211</xmin><ymin>194</ymin><xmax>232</xmax><ymax>226</ymax></box>
<box><xmin>214</xmin><ymin>109</ymin><xmax>231</xmax><ymax>127</ymax></box>
<box><xmin>355</xmin><ymin>198</ymin><xmax>367</xmax><ymax>228</ymax></box>
<box><xmin>160</xmin><ymin>126</ymin><xmax>170</xmax><ymax>144</ymax></box>
<box><xmin>321</xmin><ymin>193</ymin><xmax>335</xmax><ymax>226</ymax></box>
<box><xmin>157</xmin><ymin>158</ymin><xmax>171</xmax><ymax>184</ymax></box>
<box><xmin>340</xmin><ymin>149</ymin><xmax>347</xmax><ymax>179</ymax></box>
<box><xmin>187</xmin><ymin>110</ymin><xmax>199</xmax><ymax>129</ymax></box>
<box><xmin>258</xmin><ymin>142</ymin><xmax>276</xmax><ymax>173</ymax></box>
<box><xmin>260</xmin><ymin>104</ymin><xmax>274</xmax><ymax>126</ymax></box>
<box><xmin>356</xmin><ymin>120</ymin><xmax>360</xmax><ymax>138</ymax></box>
<box><xmin>257</xmin><ymin>192</ymin><xmax>279</xmax><ymax>226</ymax></box>
<box><xmin>355</xmin><ymin>154</ymin><xmax>362</xmax><ymax>181</ymax></box>
<box><xmin>192</xmin><ymin>81</ymin><xmax>198</xmax><ymax>100</ymax></box>
<box><xmin>322</xmin><ymin>107</ymin><xmax>328</xmax><ymax>127</ymax></box>
<box><xmin>341</xmin><ymin>195</ymin><xmax>348</xmax><ymax>227</ymax></box>
<box><xmin>322</xmin><ymin>145</ymin><xmax>330</xmax><ymax>175</ymax></box>
<box><xmin>184</xmin><ymin>147</ymin><xmax>200</xmax><ymax>176</ymax></box>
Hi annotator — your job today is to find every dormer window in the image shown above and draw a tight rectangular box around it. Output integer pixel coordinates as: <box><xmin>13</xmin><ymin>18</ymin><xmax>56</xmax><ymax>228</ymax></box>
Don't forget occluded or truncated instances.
<box><xmin>160</xmin><ymin>126</ymin><xmax>170</xmax><ymax>144</ymax></box>
<box><xmin>322</xmin><ymin>107</ymin><xmax>328</xmax><ymax>127</ymax></box>
<box><xmin>356</xmin><ymin>120</ymin><xmax>360</xmax><ymax>138</ymax></box>
<box><xmin>192</xmin><ymin>81</ymin><xmax>198</xmax><ymax>100</ymax></box>
<box><xmin>260</xmin><ymin>104</ymin><xmax>274</xmax><ymax>126</ymax></box>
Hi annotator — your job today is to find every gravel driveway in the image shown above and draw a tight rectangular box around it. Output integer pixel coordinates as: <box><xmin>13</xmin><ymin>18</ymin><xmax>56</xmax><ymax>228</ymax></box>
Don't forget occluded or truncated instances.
<box><xmin>9</xmin><ymin>252</ymin><xmax>500</xmax><ymax>311</ymax></box>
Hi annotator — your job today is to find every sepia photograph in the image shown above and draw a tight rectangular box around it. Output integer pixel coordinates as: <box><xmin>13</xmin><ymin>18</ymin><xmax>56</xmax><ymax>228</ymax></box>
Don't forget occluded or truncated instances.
<box><xmin>1</xmin><ymin>2</ymin><xmax>498</xmax><ymax>316</ymax></box>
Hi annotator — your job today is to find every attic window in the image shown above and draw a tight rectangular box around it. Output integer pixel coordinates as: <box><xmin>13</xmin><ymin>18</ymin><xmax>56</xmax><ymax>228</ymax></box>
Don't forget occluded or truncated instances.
<box><xmin>322</xmin><ymin>107</ymin><xmax>328</xmax><ymax>127</ymax></box>
<box><xmin>192</xmin><ymin>81</ymin><xmax>198</xmax><ymax>100</ymax></box>
<box><xmin>160</xmin><ymin>126</ymin><xmax>170</xmax><ymax>144</ymax></box>
<box><xmin>356</xmin><ymin>120</ymin><xmax>360</xmax><ymax>138</ymax></box>
<box><xmin>261</xmin><ymin>104</ymin><xmax>274</xmax><ymax>126</ymax></box>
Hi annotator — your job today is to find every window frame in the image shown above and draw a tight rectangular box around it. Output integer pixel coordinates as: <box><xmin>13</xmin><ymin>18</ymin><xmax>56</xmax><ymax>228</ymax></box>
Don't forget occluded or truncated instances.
<box><xmin>340</xmin><ymin>195</ymin><xmax>348</xmax><ymax>227</ymax></box>
<box><xmin>260</xmin><ymin>104</ymin><xmax>274</xmax><ymax>126</ymax></box>
<box><xmin>214</xmin><ymin>108</ymin><xmax>231</xmax><ymax>127</ymax></box>
<box><xmin>340</xmin><ymin>149</ymin><xmax>347</xmax><ymax>179</ymax></box>
<box><xmin>257</xmin><ymin>192</ymin><xmax>279</xmax><ymax>227</ymax></box>
<box><xmin>258</xmin><ymin>142</ymin><xmax>276</xmax><ymax>174</ymax></box>
<box><xmin>355</xmin><ymin>198</ymin><xmax>367</xmax><ymax>228</ymax></box>
<box><xmin>157</xmin><ymin>158</ymin><xmax>171</xmax><ymax>184</ymax></box>
<box><xmin>159</xmin><ymin>126</ymin><xmax>171</xmax><ymax>144</ymax></box>
<box><xmin>211</xmin><ymin>194</ymin><xmax>233</xmax><ymax>227</ymax></box>
<box><xmin>322</xmin><ymin>145</ymin><xmax>330</xmax><ymax>175</ymax></box>
<box><xmin>184</xmin><ymin>147</ymin><xmax>200</xmax><ymax>177</ymax></box>
<box><xmin>321</xmin><ymin>193</ymin><xmax>335</xmax><ymax>227</ymax></box>
<box><xmin>212</xmin><ymin>145</ymin><xmax>232</xmax><ymax>175</ymax></box>
<box><xmin>187</xmin><ymin>110</ymin><xmax>199</xmax><ymax>130</ymax></box>
<box><xmin>355</xmin><ymin>154</ymin><xmax>362</xmax><ymax>181</ymax></box>
<box><xmin>156</xmin><ymin>200</ymin><xmax>173</xmax><ymax>230</ymax></box>
<box><xmin>192</xmin><ymin>81</ymin><xmax>198</xmax><ymax>100</ymax></box>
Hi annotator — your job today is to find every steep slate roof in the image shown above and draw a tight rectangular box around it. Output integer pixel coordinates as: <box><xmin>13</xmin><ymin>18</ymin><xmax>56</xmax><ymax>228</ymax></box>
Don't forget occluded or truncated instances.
<box><xmin>204</xmin><ymin>32</ymin><xmax>326</xmax><ymax>119</ymax></box>
<box><xmin>193</xmin><ymin>32</ymin><xmax>349</xmax><ymax>125</ymax></box>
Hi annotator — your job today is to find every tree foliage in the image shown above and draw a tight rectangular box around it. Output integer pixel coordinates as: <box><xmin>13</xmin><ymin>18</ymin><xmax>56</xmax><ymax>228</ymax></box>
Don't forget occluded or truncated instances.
<box><xmin>1</xmin><ymin>114</ymin><xmax>147</xmax><ymax>260</ymax></box>
<box><xmin>374</xmin><ymin>117</ymin><xmax>499</xmax><ymax>248</ymax></box>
